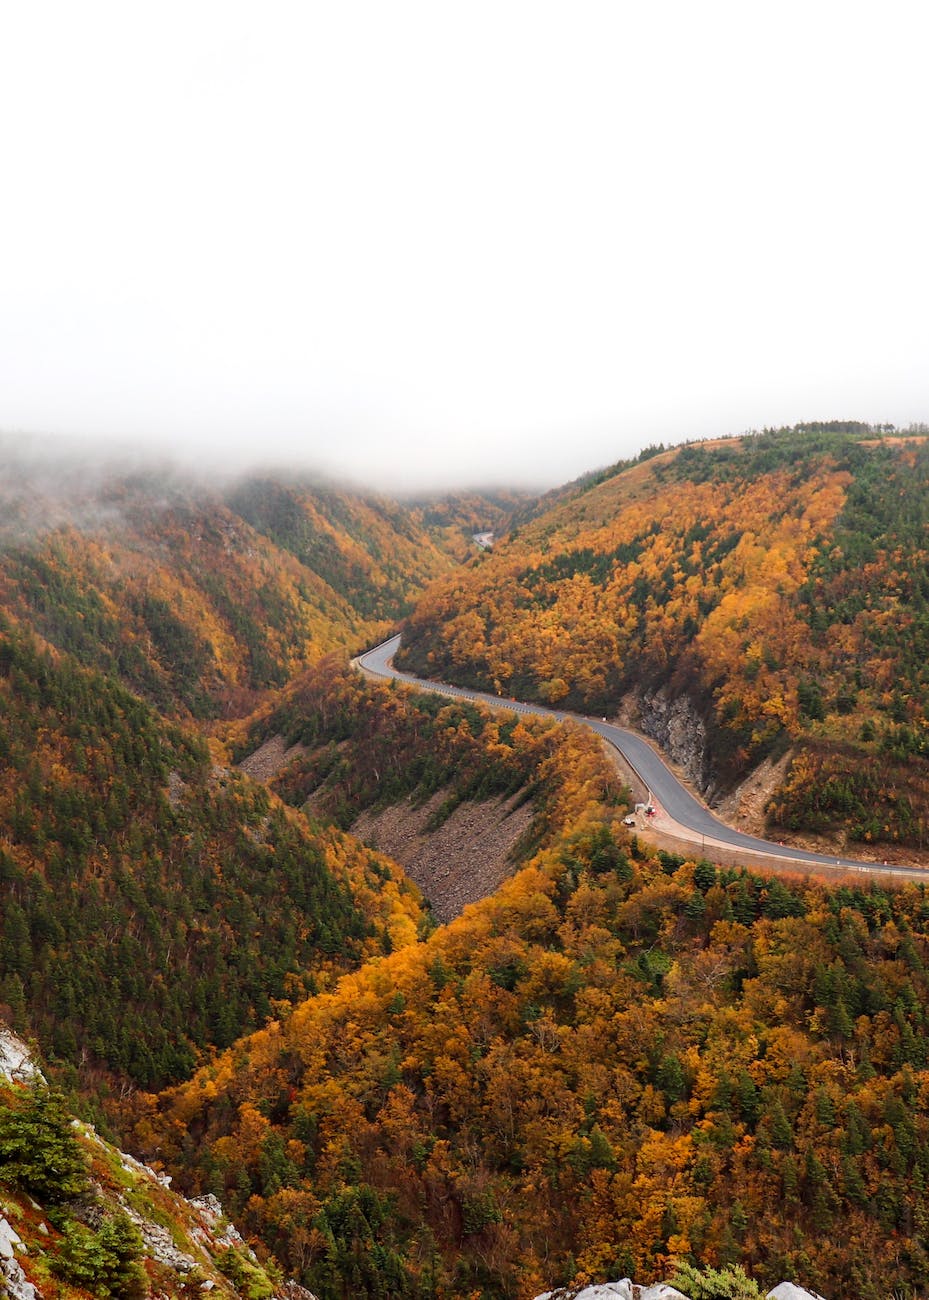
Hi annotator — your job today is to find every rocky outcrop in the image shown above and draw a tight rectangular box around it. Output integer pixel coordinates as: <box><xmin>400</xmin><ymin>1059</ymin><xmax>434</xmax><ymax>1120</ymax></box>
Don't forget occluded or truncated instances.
<box><xmin>0</xmin><ymin>1026</ymin><xmax>318</xmax><ymax>1300</ymax></box>
<box><xmin>0</xmin><ymin>1028</ymin><xmax>43</xmax><ymax>1085</ymax></box>
<box><xmin>535</xmin><ymin>1282</ymin><xmax>827</xmax><ymax>1300</ymax></box>
<box><xmin>274</xmin><ymin>1283</ymin><xmax>320</xmax><ymax>1300</ymax></box>
<box><xmin>123</xmin><ymin>1210</ymin><xmax>200</xmax><ymax>1274</ymax></box>
<box><xmin>1</xmin><ymin>1254</ymin><xmax>39</xmax><ymax>1300</ymax></box>
<box><xmin>637</xmin><ymin>687</ymin><xmax>712</xmax><ymax>796</ymax></box>
<box><xmin>0</xmin><ymin>1218</ymin><xmax>38</xmax><ymax>1300</ymax></box>
<box><xmin>191</xmin><ymin>1194</ymin><xmax>254</xmax><ymax>1253</ymax></box>
<box><xmin>536</xmin><ymin>1283</ymin><xmax>689</xmax><ymax>1300</ymax></box>
<box><xmin>352</xmin><ymin>787</ymin><xmax>535</xmax><ymax>921</ymax></box>
<box><xmin>0</xmin><ymin>1220</ymin><xmax>25</xmax><ymax>1258</ymax></box>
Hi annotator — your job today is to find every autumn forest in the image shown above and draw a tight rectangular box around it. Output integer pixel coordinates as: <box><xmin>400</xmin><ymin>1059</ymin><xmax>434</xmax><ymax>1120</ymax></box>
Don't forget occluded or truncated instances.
<box><xmin>4</xmin><ymin>426</ymin><xmax>929</xmax><ymax>1299</ymax></box>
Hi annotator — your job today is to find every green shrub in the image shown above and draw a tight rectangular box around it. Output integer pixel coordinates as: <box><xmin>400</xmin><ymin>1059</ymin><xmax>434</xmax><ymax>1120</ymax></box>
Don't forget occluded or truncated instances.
<box><xmin>216</xmin><ymin>1246</ymin><xmax>275</xmax><ymax>1300</ymax></box>
<box><xmin>669</xmin><ymin>1260</ymin><xmax>763</xmax><ymax>1299</ymax></box>
<box><xmin>52</xmin><ymin>1213</ymin><xmax>148</xmax><ymax>1298</ymax></box>
<box><xmin>0</xmin><ymin>1086</ymin><xmax>89</xmax><ymax>1203</ymax></box>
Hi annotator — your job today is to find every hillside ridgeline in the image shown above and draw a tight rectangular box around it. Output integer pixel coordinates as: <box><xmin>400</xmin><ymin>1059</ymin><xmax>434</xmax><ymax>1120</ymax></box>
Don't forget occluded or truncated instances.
<box><xmin>398</xmin><ymin>424</ymin><xmax>929</xmax><ymax>851</ymax></box>
<box><xmin>0</xmin><ymin>447</ymin><xmax>519</xmax><ymax>722</ymax></box>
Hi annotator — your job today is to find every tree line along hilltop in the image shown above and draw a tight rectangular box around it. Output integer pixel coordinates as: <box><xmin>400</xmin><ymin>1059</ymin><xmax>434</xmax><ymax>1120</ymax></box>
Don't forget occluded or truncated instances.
<box><xmin>398</xmin><ymin>424</ymin><xmax>929</xmax><ymax>853</ymax></box>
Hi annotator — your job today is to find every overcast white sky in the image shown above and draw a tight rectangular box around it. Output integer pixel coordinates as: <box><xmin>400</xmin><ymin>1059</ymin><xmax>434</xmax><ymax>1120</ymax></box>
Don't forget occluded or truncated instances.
<box><xmin>1</xmin><ymin>2</ymin><xmax>928</xmax><ymax>491</ymax></box>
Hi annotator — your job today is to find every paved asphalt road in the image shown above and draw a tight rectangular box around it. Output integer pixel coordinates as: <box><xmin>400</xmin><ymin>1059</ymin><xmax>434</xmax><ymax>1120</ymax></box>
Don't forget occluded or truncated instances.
<box><xmin>356</xmin><ymin>634</ymin><xmax>925</xmax><ymax>881</ymax></box>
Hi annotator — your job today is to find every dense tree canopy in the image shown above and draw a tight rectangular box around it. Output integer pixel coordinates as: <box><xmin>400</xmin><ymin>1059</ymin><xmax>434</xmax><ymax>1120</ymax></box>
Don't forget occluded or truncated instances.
<box><xmin>151</xmin><ymin>801</ymin><xmax>929</xmax><ymax>1299</ymax></box>
<box><xmin>398</xmin><ymin>427</ymin><xmax>929</xmax><ymax>848</ymax></box>
<box><xmin>0</xmin><ymin>463</ymin><xmax>517</xmax><ymax>721</ymax></box>
<box><xmin>7</xmin><ymin>432</ymin><xmax>929</xmax><ymax>1299</ymax></box>
<box><xmin>0</xmin><ymin>618</ymin><xmax>425</xmax><ymax>1089</ymax></box>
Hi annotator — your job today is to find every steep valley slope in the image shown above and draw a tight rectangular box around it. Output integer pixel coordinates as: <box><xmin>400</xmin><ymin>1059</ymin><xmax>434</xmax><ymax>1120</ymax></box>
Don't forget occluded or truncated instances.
<box><xmin>7</xmin><ymin>430</ymin><xmax>929</xmax><ymax>1300</ymax></box>
<box><xmin>150</xmin><ymin>779</ymin><xmax>929</xmax><ymax>1300</ymax></box>
<box><xmin>234</xmin><ymin>655</ymin><xmax>622</xmax><ymax>922</ymax></box>
<box><xmin>398</xmin><ymin>424</ymin><xmax>929</xmax><ymax>856</ymax></box>
<box><xmin>0</xmin><ymin>450</ymin><xmax>521</xmax><ymax>1095</ymax></box>
<box><xmin>0</xmin><ymin>444</ymin><xmax>520</xmax><ymax>723</ymax></box>
<box><xmin>0</xmin><ymin>616</ymin><xmax>427</xmax><ymax>1092</ymax></box>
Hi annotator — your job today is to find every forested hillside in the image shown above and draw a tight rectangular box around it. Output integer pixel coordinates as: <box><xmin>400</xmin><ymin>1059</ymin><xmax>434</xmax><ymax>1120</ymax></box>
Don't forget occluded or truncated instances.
<box><xmin>0</xmin><ymin>616</ymin><xmax>427</xmax><ymax>1091</ymax></box>
<box><xmin>9</xmin><ymin>431</ymin><xmax>929</xmax><ymax>1300</ymax></box>
<box><xmin>0</xmin><ymin>453</ymin><xmax>521</xmax><ymax>1093</ymax></box>
<box><xmin>0</xmin><ymin>1032</ymin><xmax>292</xmax><ymax>1300</ymax></box>
<box><xmin>237</xmin><ymin>655</ymin><xmax>621</xmax><ymax>852</ymax></box>
<box><xmin>149</xmin><ymin>786</ymin><xmax>929</xmax><ymax>1300</ymax></box>
<box><xmin>398</xmin><ymin>425</ymin><xmax>929</xmax><ymax>851</ymax></box>
<box><xmin>0</xmin><ymin>449</ymin><xmax>519</xmax><ymax>722</ymax></box>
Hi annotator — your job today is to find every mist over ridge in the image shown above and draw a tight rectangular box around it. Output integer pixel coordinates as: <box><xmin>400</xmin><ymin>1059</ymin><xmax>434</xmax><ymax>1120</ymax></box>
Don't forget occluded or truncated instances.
<box><xmin>5</xmin><ymin>418</ymin><xmax>921</xmax><ymax>512</ymax></box>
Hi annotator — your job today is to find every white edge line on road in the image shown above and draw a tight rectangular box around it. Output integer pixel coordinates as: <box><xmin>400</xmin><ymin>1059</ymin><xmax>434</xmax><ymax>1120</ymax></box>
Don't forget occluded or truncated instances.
<box><xmin>353</xmin><ymin>636</ymin><xmax>926</xmax><ymax>885</ymax></box>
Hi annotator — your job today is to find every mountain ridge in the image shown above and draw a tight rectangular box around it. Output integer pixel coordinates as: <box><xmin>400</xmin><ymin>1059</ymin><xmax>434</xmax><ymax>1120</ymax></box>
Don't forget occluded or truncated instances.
<box><xmin>397</xmin><ymin>425</ymin><xmax>929</xmax><ymax>854</ymax></box>
<box><xmin>4</xmin><ymin>428</ymin><xmax>929</xmax><ymax>1298</ymax></box>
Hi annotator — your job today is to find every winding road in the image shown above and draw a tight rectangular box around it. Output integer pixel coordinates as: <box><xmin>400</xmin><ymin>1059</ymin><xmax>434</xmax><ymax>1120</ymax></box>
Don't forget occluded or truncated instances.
<box><xmin>356</xmin><ymin>635</ymin><xmax>927</xmax><ymax>884</ymax></box>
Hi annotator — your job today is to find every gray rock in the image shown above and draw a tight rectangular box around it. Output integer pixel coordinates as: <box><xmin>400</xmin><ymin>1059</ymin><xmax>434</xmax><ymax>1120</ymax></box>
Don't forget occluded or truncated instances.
<box><xmin>0</xmin><ymin>1029</ymin><xmax>43</xmax><ymax>1086</ymax></box>
<box><xmin>1</xmin><ymin>1256</ymin><xmax>39</xmax><ymax>1300</ymax></box>
<box><xmin>190</xmin><ymin>1194</ymin><xmax>252</xmax><ymax>1255</ymax></box>
<box><xmin>121</xmin><ymin>1207</ymin><xmax>198</xmax><ymax>1273</ymax></box>
<box><xmin>535</xmin><ymin>1284</ymin><xmax>690</xmax><ymax>1300</ymax></box>
<box><xmin>0</xmin><ymin>1219</ymin><xmax>23</xmax><ymax>1261</ymax></box>
<box><xmin>189</xmin><ymin>1194</ymin><xmax>225</xmax><ymax>1227</ymax></box>
<box><xmin>273</xmin><ymin>1281</ymin><xmax>322</xmax><ymax>1300</ymax></box>
<box><xmin>638</xmin><ymin>688</ymin><xmax>712</xmax><ymax>797</ymax></box>
<box><xmin>119</xmin><ymin>1149</ymin><xmax>172</xmax><ymax>1188</ymax></box>
<box><xmin>766</xmin><ymin>1286</ymin><xmax>827</xmax><ymax>1300</ymax></box>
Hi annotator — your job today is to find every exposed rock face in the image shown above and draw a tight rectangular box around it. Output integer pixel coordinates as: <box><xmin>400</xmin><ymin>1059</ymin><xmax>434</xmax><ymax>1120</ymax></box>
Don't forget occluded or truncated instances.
<box><xmin>275</xmin><ymin>1282</ymin><xmax>321</xmax><ymax>1300</ymax></box>
<box><xmin>715</xmin><ymin>749</ymin><xmax>794</xmax><ymax>835</ymax></box>
<box><xmin>191</xmin><ymin>1193</ymin><xmax>253</xmax><ymax>1252</ymax></box>
<box><xmin>238</xmin><ymin>734</ymin><xmax>307</xmax><ymax>784</ymax></box>
<box><xmin>0</xmin><ymin>1028</ymin><xmax>44</xmax><ymax>1085</ymax></box>
<box><xmin>1</xmin><ymin>1254</ymin><xmax>38</xmax><ymax>1300</ymax></box>
<box><xmin>119</xmin><ymin>1148</ymin><xmax>173</xmax><ymax>1189</ymax></box>
<box><xmin>123</xmin><ymin>1210</ymin><xmax>199</xmax><ymax>1273</ymax></box>
<box><xmin>0</xmin><ymin>1218</ymin><xmax>26</xmax><ymax>1259</ymax></box>
<box><xmin>534</xmin><ymin>1282</ymin><xmax>827</xmax><ymax>1300</ymax></box>
<box><xmin>352</xmin><ymin>787</ymin><xmax>534</xmax><ymax>921</ymax></box>
<box><xmin>0</xmin><ymin>1219</ymin><xmax>38</xmax><ymax>1300</ymax></box>
<box><xmin>637</xmin><ymin>687</ymin><xmax>712</xmax><ymax>796</ymax></box>
<box><xmin>535</xmin><ymin>1283</ymin><xmax>688</xmax><ymax>1300</ymax></box>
